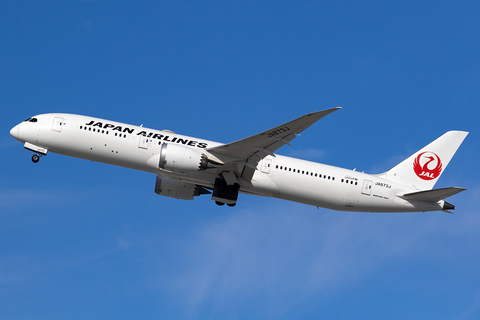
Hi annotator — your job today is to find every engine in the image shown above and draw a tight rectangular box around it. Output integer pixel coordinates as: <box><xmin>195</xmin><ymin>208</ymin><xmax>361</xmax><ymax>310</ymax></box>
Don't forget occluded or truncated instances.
<box><xmin>158</xmin><ymin>143</ymin><xmax>213</xmax><ymax>173</ymax></box>
<box><xmin>154</xmin><ymin>176</ymin><xmax>210</xmax><ymax>200</ymax></box>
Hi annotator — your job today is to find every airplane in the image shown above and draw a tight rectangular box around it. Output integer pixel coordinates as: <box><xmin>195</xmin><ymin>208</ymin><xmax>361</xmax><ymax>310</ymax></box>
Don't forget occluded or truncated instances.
<box><xmin>10</xmin><ymin>108</ymin><xmax>468</xmax><ymax>212</ymax></box>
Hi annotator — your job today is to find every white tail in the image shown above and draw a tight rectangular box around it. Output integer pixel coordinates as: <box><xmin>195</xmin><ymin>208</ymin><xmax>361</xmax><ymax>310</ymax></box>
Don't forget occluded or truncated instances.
<box><xmin>381</xmin><ymin>131</ymin><xmax>468</xmax><ymax>190</ymax></box>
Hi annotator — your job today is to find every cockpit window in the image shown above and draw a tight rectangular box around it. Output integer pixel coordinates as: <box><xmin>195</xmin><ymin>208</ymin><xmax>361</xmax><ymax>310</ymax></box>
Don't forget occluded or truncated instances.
<box><xmin>29</xmin><ymin>118</ymin><xmax>38</xmax><ymax>122</ymax></box>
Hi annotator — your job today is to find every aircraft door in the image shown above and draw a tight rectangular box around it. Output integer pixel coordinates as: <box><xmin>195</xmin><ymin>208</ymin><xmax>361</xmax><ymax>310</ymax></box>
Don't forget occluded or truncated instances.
<box><xmin>52</xmin><ymin>117</ymin><xmax>64</xmax><ymax>132</ymax></box>
<box><xmin>260</xmin><ymin>158</ymin><xmax>272</xmax><ymax>174</ymax></box>
<box><xmin>361</xmin><ymin>180</ymin><xmax>373</xmax><ymax>195</ymax></box>
<box><xmin>138</xmin><ymin>137</ymin><xmax>149</xmax><ymax>149</ymax></box>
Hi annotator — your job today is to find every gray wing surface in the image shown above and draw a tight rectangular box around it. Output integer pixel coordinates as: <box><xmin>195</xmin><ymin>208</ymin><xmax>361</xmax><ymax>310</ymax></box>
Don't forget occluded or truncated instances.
<box><xmin>206</xmin><ymin>107</ymin><xmax>341</xmax><ymax>181</ymax></box>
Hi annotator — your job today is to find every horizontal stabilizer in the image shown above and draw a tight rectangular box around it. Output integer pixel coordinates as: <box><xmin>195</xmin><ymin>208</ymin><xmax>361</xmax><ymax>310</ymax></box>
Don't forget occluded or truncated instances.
<box><xmin>398</xmin><ymin>187</ymin><xmax>466</xmax><ymax>202</ymax></box>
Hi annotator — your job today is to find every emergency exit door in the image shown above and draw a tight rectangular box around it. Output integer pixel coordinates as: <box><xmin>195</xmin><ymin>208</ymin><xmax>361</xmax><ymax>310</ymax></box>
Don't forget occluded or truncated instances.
<box><xmin>260</xmin><ymin>159</ymin><xmax>272</xmax><ymax>173</ymax></box>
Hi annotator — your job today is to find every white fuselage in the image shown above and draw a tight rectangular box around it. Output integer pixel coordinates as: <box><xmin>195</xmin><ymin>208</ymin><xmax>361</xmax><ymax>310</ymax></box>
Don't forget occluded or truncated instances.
<box><xmin>10</xmin><ymin>113</ymin><xmax>445</xmax><ymax>212</ymax></box>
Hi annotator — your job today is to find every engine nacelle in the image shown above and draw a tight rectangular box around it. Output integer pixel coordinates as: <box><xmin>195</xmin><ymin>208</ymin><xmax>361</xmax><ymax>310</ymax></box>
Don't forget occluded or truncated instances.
<box><xmin>159</xmin><ymin>143</ymin><xmax>210</xmax><ymax>173</ymax></box>
<box><xmin>154</xmin><ymin>176</ymin><xmax>210</xmax><ymax>200</ymax></box>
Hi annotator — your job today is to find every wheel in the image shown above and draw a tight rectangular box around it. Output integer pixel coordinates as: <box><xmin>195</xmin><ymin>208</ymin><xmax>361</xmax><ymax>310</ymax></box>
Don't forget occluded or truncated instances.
<box><xmin>227</xmin><ymin>203</ymin><xmax>236</xmax><ymax>207</ymax></box>
<box><xmin>32</xmin><ymin>154</ymin><xmax>40</xmax><ymax>163</ymax></box>
<box><xmin>215</xmin><ymin>201</ymin><xmax>225</xmax><ymax>206</ymax></box>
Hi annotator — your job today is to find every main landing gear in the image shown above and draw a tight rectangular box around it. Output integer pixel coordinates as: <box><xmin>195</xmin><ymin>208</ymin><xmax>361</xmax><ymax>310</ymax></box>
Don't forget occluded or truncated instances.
<box><xmin>212</xmin><ymin>177</ymin><xmax>239</xmax><ymax>207</ymax></box>
<box><xmin>215</xmin><ymin>201</ymin><xmax>236</xmax><ymax>207</ymax></box>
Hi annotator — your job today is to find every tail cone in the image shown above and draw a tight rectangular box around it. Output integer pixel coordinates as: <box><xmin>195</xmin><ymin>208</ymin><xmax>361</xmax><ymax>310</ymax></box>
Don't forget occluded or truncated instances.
<box><xmin>443</xmin><ymin>201</ymin><xmax>455</xmax><ymax>210</ymax></box>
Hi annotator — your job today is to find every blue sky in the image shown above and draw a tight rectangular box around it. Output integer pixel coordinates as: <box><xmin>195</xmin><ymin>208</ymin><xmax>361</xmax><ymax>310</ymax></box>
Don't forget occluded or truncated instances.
<box><xmin>1</xmin><ymin>1</ymin><xmax>480</xmax><ymax>319</ymax></box>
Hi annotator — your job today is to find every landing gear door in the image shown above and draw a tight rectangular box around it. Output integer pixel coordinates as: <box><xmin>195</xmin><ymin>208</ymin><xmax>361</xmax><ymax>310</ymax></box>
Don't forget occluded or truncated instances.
<box><xmin>52</xmin><ymin>117</ymin><xmax>64</xmax><ymax>132</ymax></box>
<box><xmin>362</xmin><ymin>179</ymin><xmax>373</xmax><ymax>195</ymax></box>
<box><xmin>260</xmin><ymin>158</ymin><xmax>272</xmax><ymax>174</ymax></box>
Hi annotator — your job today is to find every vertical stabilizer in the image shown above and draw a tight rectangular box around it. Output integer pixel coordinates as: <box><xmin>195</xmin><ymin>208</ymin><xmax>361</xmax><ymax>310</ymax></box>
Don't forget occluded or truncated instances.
<box><xmin>381</xmin><ymin>131</ymin><xmax>468</xmax><ymax>190</ymax></box>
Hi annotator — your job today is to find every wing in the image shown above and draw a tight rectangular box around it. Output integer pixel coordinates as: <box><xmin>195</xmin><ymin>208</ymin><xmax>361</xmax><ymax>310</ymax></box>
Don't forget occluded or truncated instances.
<box><xmin>205</xmin><ymin>107</ymin><xmax>341</xmax><ymax>181</ymax></box>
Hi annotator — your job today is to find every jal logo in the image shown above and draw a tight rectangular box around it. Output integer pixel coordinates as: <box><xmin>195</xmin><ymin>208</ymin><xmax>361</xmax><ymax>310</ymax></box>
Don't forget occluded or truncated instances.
<box><xmin>413</xmin><ymin>151</ymin><xmax>442</xmax><ymax>180</ymax></box>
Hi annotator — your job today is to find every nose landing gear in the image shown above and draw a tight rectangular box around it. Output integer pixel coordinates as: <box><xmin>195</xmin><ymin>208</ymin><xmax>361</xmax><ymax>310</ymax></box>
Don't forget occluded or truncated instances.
<box><xmin>23</xmin><ymin>142</ymin><xmax>48</xmax><ymax>163</ymax></box>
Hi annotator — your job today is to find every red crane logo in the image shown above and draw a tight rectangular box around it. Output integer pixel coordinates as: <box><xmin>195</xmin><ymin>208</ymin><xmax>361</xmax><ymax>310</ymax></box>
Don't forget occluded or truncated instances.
<box><xmin>413</xmin><ymin>151</ymin><xmax>442</xmax><ymax>180</ymax></box>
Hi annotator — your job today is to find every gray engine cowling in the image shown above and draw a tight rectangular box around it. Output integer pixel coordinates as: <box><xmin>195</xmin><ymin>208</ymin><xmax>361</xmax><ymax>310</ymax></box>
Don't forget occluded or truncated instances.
<box><xmin>154</xmin><ymin>176</ymin><xmax>210</xmax><ymax>200</ymax></box>
<box><xmin>159</xmin><ymin>143</ymin><xmax>211</xmax><ymax>173</ymax></box>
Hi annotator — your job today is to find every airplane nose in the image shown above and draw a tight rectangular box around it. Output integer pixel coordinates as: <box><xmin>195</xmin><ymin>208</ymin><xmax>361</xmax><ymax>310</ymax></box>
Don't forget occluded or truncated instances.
<box><xmin>10</xmin><ymin>124</ymin><xmax>19</xmax><ymax>139</ymax></box>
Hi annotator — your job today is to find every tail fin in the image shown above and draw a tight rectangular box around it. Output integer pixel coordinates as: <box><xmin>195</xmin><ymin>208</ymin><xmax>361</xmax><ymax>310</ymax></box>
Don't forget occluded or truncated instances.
<box><xmin>381</xmin><ymin>131</ymin><xmax>468</xmax><ymax>190</ymax></box>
